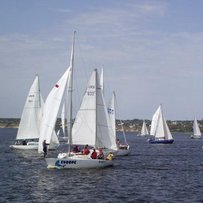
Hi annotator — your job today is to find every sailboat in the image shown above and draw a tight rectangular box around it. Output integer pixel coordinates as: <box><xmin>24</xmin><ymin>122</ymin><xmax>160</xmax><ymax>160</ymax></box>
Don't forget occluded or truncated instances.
<box><xmin>10</xmin><ymin>75</ymin><xmax>43</xmax><ymax>150</ymax></box>
<box><xmin>191</xmin><ymin>117</ymin><xmax>202</xmax><ymax>139</ymax></box>
<box><xmin>138</xmin><ymin>120</ymin><xmax>149</xmax><ymax>136</ymax></box>
<box><xmin>107</xmin><ymin>92</ymin><xmax>130</xmax><ymax>156</ymax></box>
<box><xmin>45</xmin><ymin>33</ymin><xmax>113</xmax><ymax>169</ymax></box>
<box><xmin>148</xmin><ymin>105</ymin><xmax>174</xmax><ymax>144</ymax></box>
<box><xmin>46</xmin><ymin>69</ymin><xmax>114</xmax><ymax>169</ymax></box>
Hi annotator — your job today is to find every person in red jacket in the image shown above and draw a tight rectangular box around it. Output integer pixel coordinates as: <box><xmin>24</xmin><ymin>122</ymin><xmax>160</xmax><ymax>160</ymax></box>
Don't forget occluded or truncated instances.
<box><xmin>91</xmin><ymin>148</ymin><xmax>97</xmax><ymax>159</ymax></box>
<box><xmin>82</xmin><ymin>144</ymin><xmax>90</xmax><ymax>155</ymax></box>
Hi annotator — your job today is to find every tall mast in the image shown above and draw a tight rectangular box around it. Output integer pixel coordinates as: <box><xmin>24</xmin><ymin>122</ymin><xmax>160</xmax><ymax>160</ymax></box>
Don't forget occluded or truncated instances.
<box><xmin>67</xmin><ymin>31</ymin><xmax>76</xmax><ymax>154</ymax></box>
<box><xmin>95</xmin><ymin>69</ymin><xmax>98</xmax><ymax>147</ymax></box>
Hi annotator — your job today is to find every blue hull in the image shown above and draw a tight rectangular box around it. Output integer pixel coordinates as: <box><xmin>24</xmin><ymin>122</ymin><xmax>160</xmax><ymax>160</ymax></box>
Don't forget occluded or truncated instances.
<box><xmin>149</xmin><ymin>139</ymin><xmax>174</xmax><ymax>144</ymax></box>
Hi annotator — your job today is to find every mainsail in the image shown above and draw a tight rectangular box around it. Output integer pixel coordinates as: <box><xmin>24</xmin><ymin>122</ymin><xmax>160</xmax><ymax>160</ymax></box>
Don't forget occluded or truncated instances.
<box><xmin>141</xmin><ymin>120</ymin><xmax>149</xmax><ymax>136</ymax></box>
<box><xmin>17</xmin><ymin>75</ymin><xmax>43</xmax><ymax>140</ymax></box>
<box><xmin>192</xmin><ymin>117</ymin><xmax>201</xmax><ymax>138</ymax></box>
<box><xmin>72</xmin><ymin>69</ymin><xmax>116</xmax><ymax>149</ymax></box>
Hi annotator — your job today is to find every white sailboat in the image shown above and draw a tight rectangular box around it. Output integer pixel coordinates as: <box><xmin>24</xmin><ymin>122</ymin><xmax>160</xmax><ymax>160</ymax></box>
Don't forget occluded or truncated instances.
<box><xmin>139</xmin><ymin>120</ymin><xmax>149</xmax><ymax>136</ymax></box>
<box><xmin>10</xmin><ymin>75</ymin><xmax>43</xmax><ymax>150</ymax></box>
<box><xmin>45</xmin><ymin>33</ymin><xmax>113</xmax><ymax>169</ymax></box>
<box><xmin>46</xmin><ymin>69</ymin><xmax>114</xmax><ymax>169</ymax></box>
<box><xmin>191</xmin><ymin>117</ymin><xmax>202</xmax><ymax>139</ymax></box>
<box><xmin>148</xmin><ymin>105</ymin><xmax>174</xmax><ymax>144</ymax></box>
<box><xmin>107</xmin><ymin>92</ymin><xmax>130</xmax><ymax>156</ymax></box>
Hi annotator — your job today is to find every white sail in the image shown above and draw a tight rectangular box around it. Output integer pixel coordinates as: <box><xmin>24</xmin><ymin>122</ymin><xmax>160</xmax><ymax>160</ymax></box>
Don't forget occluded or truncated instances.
<box><xmin>141</xmin><ymin>120</ymin><xmax>149</xmax><ymax>136</ymax></box>
<box><xmin>154</xmin><ymin>105</ymin><xmax>173</xmax><ymax>140</ymax></box>
<box><xmin>38</xmin><ymin>67</ymin><xmax>71</xmax><ymax>153</ymax></box>
<box><xmin>72</xmin><ymin>69</ymin><xmax>116</xmax><ymax>150</ymax></box>
<box><xmin>16</xmin><ymin>75</ymin><xmax>43</xmax><ymax>140</ymax></box>
<box><xmin>100</xmin><ymin>67</ymin><xmax>104</xmax><ymax>93</ymax></box>
<box><xmin>192</xmin><ymin>117</ymin><xmax>201</xmax><ymax>138</ymax></box>
<box><xmin>150</xmin><ymin>106</ymin><xmax>161</xmax><ymax>136</ymax></box>
<box><xmin>97</xmin><ymin>82</ymin><xmax>117</xmax><ymax>150</ymax></box>
<box><xmin>107</xmin><ymin>92</ymin><xmax>129</xmax><ymax>155</ymax></box>
<box><xmin>72</xmin><ymin>70</ymin><xmax>96</xmax><ymax>146</ymax></box>
<box><xmin>107</xmin><ymin>92</ymin><xmax>116</xmax><ymax>139</ymax></box>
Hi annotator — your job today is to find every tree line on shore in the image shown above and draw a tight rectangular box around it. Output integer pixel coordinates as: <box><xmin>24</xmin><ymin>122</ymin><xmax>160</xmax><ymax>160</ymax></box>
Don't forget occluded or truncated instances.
<box><xmin>0</xmin><ymin>118</ymin><xmax>201</xmax><ymax>133</ymax></box>
<box><xmin>116</xmin><ymin>119</ymin><xmax>201</xmax><ymax>133</ymax></box>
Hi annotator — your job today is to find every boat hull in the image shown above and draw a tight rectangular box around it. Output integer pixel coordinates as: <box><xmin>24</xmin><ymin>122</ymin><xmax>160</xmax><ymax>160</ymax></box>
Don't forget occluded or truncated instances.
<box><xmin>46</xmin><ymin>157</ymin><xmax>113</xmax><ymax>169</ymax></box>
<box><xmin>10</xmin><ymin>141</ymin><xmax>38</xmax><ymax>150</ymax></box>
<box><xmin>116</xmin><ymin>145</ymin><xmax>130</xmax><ymax>156</ymax></box>
<box><xmin>191</xmin><ymin>135</ymin><xmax>201</xmax><ymax>139</ymax></box>
<box><xmin>10</xmin><ymin>145</ymin><xmax>38</xmax><ymax>150</ymax></box>
<box><xmin>148</xmin><ymin>139</ymin><xmax>174</xmax><ymax>144</ymax></box>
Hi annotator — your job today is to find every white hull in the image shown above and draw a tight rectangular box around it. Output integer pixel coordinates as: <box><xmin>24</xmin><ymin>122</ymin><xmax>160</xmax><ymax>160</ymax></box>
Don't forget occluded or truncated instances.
<box><xmin>116</xmin><ymin>149</ymin><xmax>130</xmax><ymax>156</ymax></box>
<box><xmin>116</xmin><ymin>145</ymin><xmax>130</xmax><ymax>156</ymax></box>
<box><xmin>10</xmin><ymin>141</ymin><xmax>38</xmax><ymax>150</ymax></box>
<box><xmin>46</xmin><ymin>156</ymin><xmax>113</xmax><ymax>169</ymax></box>
<box><xmin>191</xmin><ymin>135</ymin><xmax>201</xmax><ymax>139</ymax></box>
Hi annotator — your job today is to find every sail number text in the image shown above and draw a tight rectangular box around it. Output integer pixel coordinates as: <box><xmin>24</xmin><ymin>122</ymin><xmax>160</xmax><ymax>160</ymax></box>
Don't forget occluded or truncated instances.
<box><xmin>87</xmin><ymin>85</ymin><xmax>95</xmax><ymax>96</ymax></box>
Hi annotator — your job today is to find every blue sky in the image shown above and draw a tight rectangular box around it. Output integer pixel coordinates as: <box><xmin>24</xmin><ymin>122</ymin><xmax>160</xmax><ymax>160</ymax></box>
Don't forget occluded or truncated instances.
<box><xmin>1</xmin><ymin>0</ymin><xmax>203</xmax><ymax>120</ymax></box>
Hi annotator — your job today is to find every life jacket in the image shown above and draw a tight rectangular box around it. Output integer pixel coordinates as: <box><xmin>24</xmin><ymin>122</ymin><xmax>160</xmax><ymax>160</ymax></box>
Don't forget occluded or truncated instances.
<box><xmin>83</xmin><ymin>148</ymin><xmax>90</xmax><ymax>155</ymax></box>
<box><xmin>106</xmin><ymin>153</ymin><xmax>113</xmax><ymax>160</ymax></box>
<box><xmin>91</xmin><ymin>152</ymin><xmax>97</xmax><ymax>159</ymax></box>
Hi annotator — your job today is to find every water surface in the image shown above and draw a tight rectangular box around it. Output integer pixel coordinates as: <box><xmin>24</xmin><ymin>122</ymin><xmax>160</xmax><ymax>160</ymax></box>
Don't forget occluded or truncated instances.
<box><xmin>0</xmin><ymin>129</ymin><xmax>203</xmax><ymax>202</ymax></box>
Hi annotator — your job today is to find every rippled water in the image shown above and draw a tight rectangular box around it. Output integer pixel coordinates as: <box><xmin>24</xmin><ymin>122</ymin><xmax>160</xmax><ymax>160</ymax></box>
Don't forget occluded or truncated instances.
<box><xmin>1</xmin><ymin>128</ymin><xmax>203</xmax><ymax>202</ymax></box>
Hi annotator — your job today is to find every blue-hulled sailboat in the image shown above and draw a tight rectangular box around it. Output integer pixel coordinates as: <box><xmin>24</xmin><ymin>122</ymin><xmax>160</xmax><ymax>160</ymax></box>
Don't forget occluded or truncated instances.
<box><xmin>148</xmin><ymin>105</ymin><xmax>174</xmax><ymax>144</ymax></box>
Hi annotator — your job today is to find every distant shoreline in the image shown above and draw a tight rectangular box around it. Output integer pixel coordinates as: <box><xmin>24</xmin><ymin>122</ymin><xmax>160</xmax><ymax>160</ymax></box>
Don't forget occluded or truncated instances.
<box><xmin>0</xmin><ymin>118</ymin><xmax>19</xmax><ymax>129</ymax></box>
<box><xmin>0</xmin><ymin>118</ymin><xmax>198</xmax><ymax>133</ymax></box>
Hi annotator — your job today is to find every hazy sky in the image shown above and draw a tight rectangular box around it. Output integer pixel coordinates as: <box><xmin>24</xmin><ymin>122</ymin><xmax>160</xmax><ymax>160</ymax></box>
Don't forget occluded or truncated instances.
<box><xmin>1</xmin><ymin>0</ymin><xmax>203</xmax><ymax>120</ymax></box>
